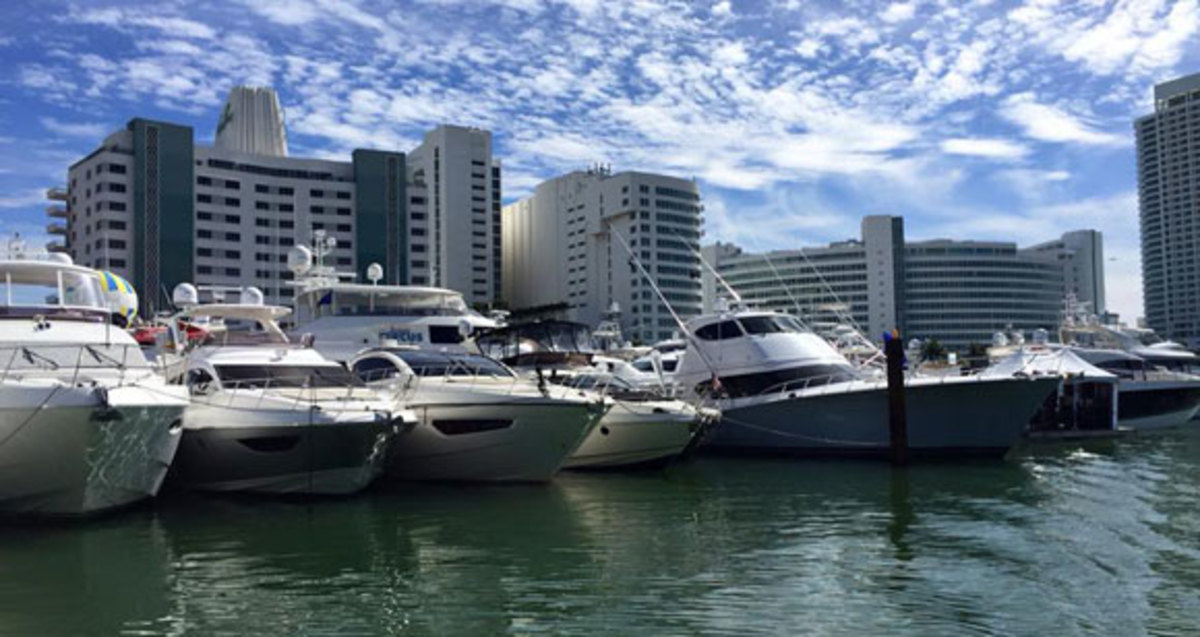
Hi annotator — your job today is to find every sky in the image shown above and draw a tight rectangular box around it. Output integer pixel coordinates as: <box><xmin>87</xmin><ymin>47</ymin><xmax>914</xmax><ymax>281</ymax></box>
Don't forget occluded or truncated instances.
<box><xmin>0</xmin><ymin>0</ymin><xmax>1197</xmax><ymax>322</ymax></box>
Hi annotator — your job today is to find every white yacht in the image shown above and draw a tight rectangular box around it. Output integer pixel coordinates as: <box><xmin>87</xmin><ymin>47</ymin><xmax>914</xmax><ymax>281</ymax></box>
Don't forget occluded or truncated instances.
<box><xmin>349</xmin><ymin>347</ymin><xmax>604</xmax><ymax>482</ymax></box>
<box><xmin>673</xmin><ymin>307</ymin><xmax>1060</xmax><ymax>457</ymax></box>
<box><xmin>0</xmin><ymin>244</ymin><xmax>188</xmax><ymax>515</ymax></box>
<box><xmin>1066</xmin><ymin>348</ymin><xmax>1200</xmax><ymax>430</ymax></box>
<box><xmin>162</xmin><ymin>285</ymin><xmax>410</xmax><ymax>495</ymax></box>
<box><xmin>476</xmin><ymin>321</ymin><xmax>714</xmax><ymax>470</ymax></box>
<box><xmin>286</xmin><ymin>234</ymin><xmax>495</xmax><ymax>361</ymax></box>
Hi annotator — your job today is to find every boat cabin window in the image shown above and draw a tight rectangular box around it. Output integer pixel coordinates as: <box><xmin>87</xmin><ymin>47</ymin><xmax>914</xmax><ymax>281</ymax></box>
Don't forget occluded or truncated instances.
<box><xmin>214</xmin><ymin>365</ymin><xmax>364</xmax><ymax>388</ymax></box>
<box><xmin>0</xmin><ymin>267</ymin><xmax>104</xmax><ymax>310</ymax></box>
<box><xmin>429</xmin><ymin>325</ymin><xmax>466</xmax><ymax>344</ymax></box>
<box><xmin>738</xmin><ymin>316</ymin><xmax>784</xmax><ymax>335</ymax></box>
<box><xmin>351</xmin><ymin>357</ymin><xmax>403</xmax><ymax>382</ymax></box>
<box><xmin>694</xmin><ymin>320</ymin><xmax>743</xmax><ymax>341</ymax></box>
<box><xmin>663</xmin><ymin>359</ymin><xmax>678</xmax><ymax>372</ymax></box>
<box><xmin>390</xmin><ymin>350</ymin><xmax>514</xmax><ymax>378</ymax></box>
<box><xmin>304</xmin><ymin>289</ymin><xmax>469</xmax><ymax>318</ymax></box>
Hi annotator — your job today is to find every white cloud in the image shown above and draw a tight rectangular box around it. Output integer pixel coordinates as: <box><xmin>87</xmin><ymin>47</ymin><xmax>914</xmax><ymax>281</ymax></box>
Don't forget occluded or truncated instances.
<box><xmin>1000</xmin><ymin>93</ymin><xmax>1125</xmax><ymax>146</ymax></box>
<box><xmin>880</xmin><ymin>2</ymin><xmax>916</xmax><ymax>23</ymax></box>
<box><xmin>940</xmin><ymin>137</ymin><xmax>1028</xmax><ymax>159</ymax></box>
<box><xmin>40</xmin><ymin>117</ymin><xmax>111</xmax><ymax>139</ymax></box>
<box><xmin>712</xmin><ymin>1</ymin><xmax>732</xmax><ymax>18</ymax></box>
<box><xmin>0</xmin><ymin>189</ymin><xmax>47</xmax><ymax>209</ymax></box>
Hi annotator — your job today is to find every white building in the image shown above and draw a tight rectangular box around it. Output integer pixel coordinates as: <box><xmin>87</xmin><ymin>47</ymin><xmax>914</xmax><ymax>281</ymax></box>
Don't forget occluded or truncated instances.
<box><xmin>50</xmin><ymin>87</ymin><xmax>499</xmax><ymax>312</ymax></box>
<box><xmin>406</xmin><ymin>126</ymin><xmax>502</xmax><ymax>305</ymax></box>
<box><xmin>502</xmin><ymin>167</ymin><xmax>704</xmax><ymax>343</ymax></box>
<box><xmin>705</xmin><ymin>216</ymin><xmax>1104</xmax><ymax>350</ymax></box>
<box><xmin>1136</xmin><ymin>72</ymin><xmax>1200</xmax><ymax>346</ymax></box>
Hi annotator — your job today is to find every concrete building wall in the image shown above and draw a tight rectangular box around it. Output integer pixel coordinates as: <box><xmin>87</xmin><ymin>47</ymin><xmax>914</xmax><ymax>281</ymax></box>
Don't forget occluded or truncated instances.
<box><xmin>706</xmin><ymin>219</ymin><xmax>1097</xmax><ymax>350</ymax></box>
<box><xmin>407</xmin><ymin>125</ymin><xmax>500</xmax><ymax>307</ymax></box>
<box><xmin>1137</xmin><ymin>72</ymin><xmax>1200</xmax><ymax>346</ymax></box>
<box><xmin>503</xmin><ymin>168</ymin><xmax>703</xmax><ymax>343</ymax></box>
<box><xmin>52</xmin><ymin>90</ymin><xmax>503</xmax><ymax>314</ymax></box>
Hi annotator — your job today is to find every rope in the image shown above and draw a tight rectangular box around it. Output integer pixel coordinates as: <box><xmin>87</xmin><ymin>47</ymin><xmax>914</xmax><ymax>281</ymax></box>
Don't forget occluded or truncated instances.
<box><xmin>0</xmin><ymin>384</ymin><xmax>64</xmax><ymax>451</ymax></box>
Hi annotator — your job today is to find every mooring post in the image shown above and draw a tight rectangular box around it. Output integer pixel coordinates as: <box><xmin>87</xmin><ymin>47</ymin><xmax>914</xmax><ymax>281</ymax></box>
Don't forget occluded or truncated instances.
<box><xmin>884</xmin><ymin>330</ymin><xmax>909</xmax><ymax>465</ymax></box>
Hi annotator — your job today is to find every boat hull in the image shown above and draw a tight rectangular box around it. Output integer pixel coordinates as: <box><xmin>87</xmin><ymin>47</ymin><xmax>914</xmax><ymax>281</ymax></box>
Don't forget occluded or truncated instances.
<box><xmin>705</xmin><ymin>377</ymin><xmax>1059</xmax><ymax>458</ymax></box>
<box><xmin>386</xmin><ymin>401</ymin><xmax>598</xmax><ymax>482</ymax></box>
<box><xmin>1117</xmin><ymin>380</ymin><xmax>1200</xmax><ymax>430</ymax></box>
<box><xmin>0</xmin><ymin>384</ymin><xmax>185</xmax><ymax>516</ymax></box>
<box><xmin>564</xmin><ymin>400</ymin><xmax>698</xmax><ymax>470</ymax></box>
<box><xmin>170</xmin><ymin>409</ymin><xmax>393</xmax><ymax>496</ymax></box>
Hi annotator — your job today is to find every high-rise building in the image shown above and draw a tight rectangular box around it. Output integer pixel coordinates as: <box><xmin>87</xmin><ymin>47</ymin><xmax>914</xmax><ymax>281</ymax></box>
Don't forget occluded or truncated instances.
<box><xmin>1137</xmin><ymin>72</ymin><xmax>1200</xmax><ymax>346</ymax></box>
<box><xmin>406</xmin><ymin>126</ymin><xmax>502</xmax><ymax>306</ymax></box>
<box><xmin>50</xmin><ymin>88</ymin><xmax>497</xmax><ymax>313</ymax></box>
<box><xmin>705</xmin><ymin>217</ymin><xmax>1102</xmax><ymax>350</ymax></box>
<box><xmin>502</xmin><ymin>167</ymin><xmax>704</xmax><ymax>343</ymax></box>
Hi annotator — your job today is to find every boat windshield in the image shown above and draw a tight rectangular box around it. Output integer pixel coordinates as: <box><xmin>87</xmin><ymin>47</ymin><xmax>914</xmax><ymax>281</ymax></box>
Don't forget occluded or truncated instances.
<box><xmin>476</xmin><ymin>321</ymin><xmax>596</xmax><ymax>359</ymax></box>
<box><xmin>394</xmin><ymin>350</ymin><xmax>514</xmax><ymax>378</ymax></box>
<box><xmin>0</xmin><ymin>266</ymin><xmax>105</xmax><ymax>310</ymax></box>
<box><xmin>214</xmin><ymin>364</ymin><xmax>364</xmax><ymax>388</ymax></box>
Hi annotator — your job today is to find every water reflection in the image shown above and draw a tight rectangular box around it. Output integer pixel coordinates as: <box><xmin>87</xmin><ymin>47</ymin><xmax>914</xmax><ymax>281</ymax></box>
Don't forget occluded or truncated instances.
<box><xmin>2</xmin><ymin>432</ymin><xmax>1200</xmax><ymax>635</ymax></box>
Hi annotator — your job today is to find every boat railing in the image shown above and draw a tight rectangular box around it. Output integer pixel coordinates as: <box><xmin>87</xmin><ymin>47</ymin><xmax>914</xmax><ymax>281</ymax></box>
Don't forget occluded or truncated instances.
<box><xmin>0</xmin><ymin>342</ymin><xmax>149</xmax><ymax>388</ymax></box>
<box><xmin>194</xmin><ymin>376</ymin><xmax>380</xmax><ymax>412</ymax></box>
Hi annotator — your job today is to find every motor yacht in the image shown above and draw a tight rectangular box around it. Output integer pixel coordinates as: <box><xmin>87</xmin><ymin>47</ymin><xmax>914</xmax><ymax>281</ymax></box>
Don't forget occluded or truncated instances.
<box><xmin>673</xmin><ymin>307</ymin><xmax>1059</xmax><ymax>458</ymax></box>
<box><xmin>162</xmin><ymin>285</ymin><xmax>410</xmax><ymax>495</ymax></box>
<box><xmin>1066</xmin><ymin>348</ymin><xmax>1200</xmax><ymax>430</ymax></box>
<box><xmin>285</xmin><ymin>234</ymin><xmax>495</xmax><ymax>361</ymax></box>
<box><xmin>0</xmin><ymin>243</ymin><xmax>188</xmax><ymax>515</ymax></box>
<box><xmin>349</xmin><ymin>347</ymin><xmax>603</xmax><ymax>482</ymax></box>
<box><xmin>476</xmin><ymin>321</ymin><xmax>714</xmax><ymax>470</ymax></box>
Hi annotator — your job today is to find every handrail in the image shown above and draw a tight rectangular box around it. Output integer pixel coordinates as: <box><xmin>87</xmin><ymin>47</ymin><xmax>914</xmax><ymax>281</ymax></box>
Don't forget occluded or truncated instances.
<box><xmin>0</xmin><ymin>342</ymin><xmax>152</xmax><ymax>388</ymax></box>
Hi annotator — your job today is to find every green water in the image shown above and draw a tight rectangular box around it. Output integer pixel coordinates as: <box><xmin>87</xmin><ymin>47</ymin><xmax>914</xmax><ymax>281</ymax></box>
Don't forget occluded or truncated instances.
<box><xmin>2</xmin><ymin>432</ymin><xmax>1199</xmax><ymax>635</ymax></box>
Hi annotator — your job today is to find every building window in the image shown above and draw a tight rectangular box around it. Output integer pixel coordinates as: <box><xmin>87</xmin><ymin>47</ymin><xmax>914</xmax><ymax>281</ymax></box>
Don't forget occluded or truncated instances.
<box><xmin>224</xmin><ymin>232</ymin><xmax>240</xmax><ymax>241</ymax></box>
<box><xmin>279</xmin><ymin>187</ymin><xmax>294</xmax><ymax>196</ymax></box>
<box><xmin>279</xmin><ymin>203</ymin><xmax>294</xmax><ymax>213</ymax></box>
<box><xmin>198</xmin><ymin>194</ymin><xmax>213</xmax><ymax>203</ymax></box>
<box><xmin>225</xmin><ymin>198</ymin><xmax>240</xmax><ymax>206</ymax></box>
<box><xmin>255</xmin><ymin>184</ymin><xmax>269</xmax><ymax>193</ymax></box>
<box><xmin>336</xmin><ymin>224</ymin><xmax>351</xmax><ymax>232</ymax></box>
<box><xmin>256</xmin><ymin>201</ymin><xmax>269</xmax><ymax>210</ymax></box>
<box><xmin>336</xmin><ymin>191</ymin><xmax>351</xmax><ymax>200</ymax></box>
<box><xmin>225</xmin><ymin>180</ymin><xmax>240</xmax><ymax>190</ymax></box>
<box><xmin>310</xmin><ymin>189</ymin><xmax>325</xmax><ymax>198</ymax></box>
<box><xmin>198</xmin><ymin>176</ymin><xmax>212</xmax><ymax>186</ymax></box>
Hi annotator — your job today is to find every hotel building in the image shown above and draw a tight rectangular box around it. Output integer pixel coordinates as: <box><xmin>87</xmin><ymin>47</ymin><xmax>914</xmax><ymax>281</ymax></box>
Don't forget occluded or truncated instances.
<box><xmin>502</xmin><ymin>167</ymin><xmax>704</xmax><ymax>343</ymax></box>
<box><xmin>47</xmin><ymin>86</ymin><xmax>500</xmax><ymax>312</ymax></box>
<box><xmin>705</xmin><ymin>216</ymin><xmax>1104</xmax><ymax>350</ymax></box>
<box><xmin>1136</xmin><ymin>72</ymin><xmax>1200</xmax><ymax>347</ymax></box>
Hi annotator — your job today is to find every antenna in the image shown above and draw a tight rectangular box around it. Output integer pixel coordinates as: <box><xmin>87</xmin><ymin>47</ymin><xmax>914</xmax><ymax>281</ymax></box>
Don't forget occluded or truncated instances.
<box><xmin>609</xmin><ymin>227</ymin><xmax>720</xmax><ymax>377</ymax></box>
<box><xmin>664</xmin><ymin>227</ymin><xmax>742</xmax><ymax>305</ymax></box>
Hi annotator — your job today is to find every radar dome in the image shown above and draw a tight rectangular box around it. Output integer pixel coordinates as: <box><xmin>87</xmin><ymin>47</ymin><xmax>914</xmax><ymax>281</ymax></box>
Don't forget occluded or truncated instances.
<box><xmin>287</xmin><ymin>245</ymin><xmax>314</xmax><ymax>275</ymax></box>
<box><xmin>366</xmin><ymin>262</ymin><xmax>383</xmax><ymax>284</ymax></box>
<box><xmin>172</xmin><ymin>283</ymin><xmax>199</xmax><ymax>307</ymax></box>
<box><xmin>240</xmin><ymin>287</ymin><xmax>265</xmax><ymax>306</ymax></box>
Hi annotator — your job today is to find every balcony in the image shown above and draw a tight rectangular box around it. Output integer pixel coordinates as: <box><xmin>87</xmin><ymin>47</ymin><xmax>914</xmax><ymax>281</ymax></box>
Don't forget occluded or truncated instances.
<box><xmin>46</xmin><ymin>205</ymin><xmax>68</xmax><ymax>219</ymax></box>
<box><xmin>45</xmin><ymin>241</ymin><xmax>68</xmax><ymax>253</ymax></box>
<box><xmin>46</xmin><ymin>222</ymin><xmax>67</xmax><ymax>235</ymax></box>
<box><xmin>46</xmin><ymin>187</ymin><xmax>68</xmax><ymax>201</ymax></box>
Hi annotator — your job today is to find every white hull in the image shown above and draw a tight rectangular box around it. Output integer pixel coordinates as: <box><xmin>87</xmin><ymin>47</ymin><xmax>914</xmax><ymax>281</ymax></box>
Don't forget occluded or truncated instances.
<box><xmin>564</xmin><ymin>399</ymin><xmax>698</xmax><ymax>470</ymax></box>
<box><xmin>388</xmin><ymin>401</ymin><xmax>598</xmax><ymax>482</ymax></box>
<box><xmin>0</xmin><ymin>384</ymin><xmax>185</xmax><ymax>515</ymax></box>
<box><xmin>171</xmin><ymin>401</ymin><xmax>394</xmax><ymax>495</ymax></box>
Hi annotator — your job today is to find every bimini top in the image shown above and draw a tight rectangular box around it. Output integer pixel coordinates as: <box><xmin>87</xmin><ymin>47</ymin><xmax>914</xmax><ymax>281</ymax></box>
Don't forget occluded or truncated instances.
<box><xmin>475</xmin><ymin>320</ymin><xmax>597</xmax><ymax>367</ymax></box>
<box><xmin>983</xmin><ymin>348</ymin><xmax>1116</xmax><ymax>381</ymax></box>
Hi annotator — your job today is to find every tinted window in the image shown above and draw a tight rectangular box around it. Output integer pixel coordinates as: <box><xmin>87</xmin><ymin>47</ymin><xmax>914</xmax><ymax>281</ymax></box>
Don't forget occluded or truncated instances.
<box><xmin>215</xmin><ymin>365</ymin><xmax>363</xmax><ymax>388</ymax></box>
<box><xmin>430</xmin><ymin>325</ymin><xmax>465</xmax><ymax>344</ymax></box>
<box><xmin>392</xmin><ymin>350</ymin><xmax>513</xmax><ymax>378</ymax></box>
<box><xmin>694</xmin><ymin>320</ymin><xmax>743</xmax><ymax>341</ymax></box>
<box><xmin>352</xmin><ymin>357</ymin><xmax>402</xmax><ymax>382</ymax></box>
<box><xmin>739</xmin><ymin>316</ymin><xmax>783</xmax><ymax>335</ymax></box>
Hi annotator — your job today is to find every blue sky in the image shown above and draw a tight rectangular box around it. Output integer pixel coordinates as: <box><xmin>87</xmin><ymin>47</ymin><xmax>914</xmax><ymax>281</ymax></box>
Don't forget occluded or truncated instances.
<box><xmin>1</xmin><ymin>0</ymin><xmax>1197</xmax><ymax>321</ymax></box>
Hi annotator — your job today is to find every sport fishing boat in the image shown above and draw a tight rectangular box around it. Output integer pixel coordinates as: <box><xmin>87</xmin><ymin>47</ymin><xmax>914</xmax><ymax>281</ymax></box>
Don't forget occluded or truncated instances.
<box><xmin>0</xmin><ymin>242</ymin><xmax>189</xmax><ymax>515</ymax></box>
<box><xmin>477</xmin><ymin>320</ymin><xmax>715</xmax><ymax>469</ymax></box>
<box><xmin>673</xmin><ymin>307</ymin><xmax>1060</xmax><ymax>458</ymax></box>
<box><xmin>349</xmin><ymin>347</ymin><xmax>604</xmax><ymax>482</ymax></box>
<box><xmin>162</xmin><ymin>284</ymin><xmax>411</xmax><ymax>495</ymax></box>
<box><xmin>285</xmin><ymin>233</ymin><xmax>495</xmax><ymax>361</ymax></box>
